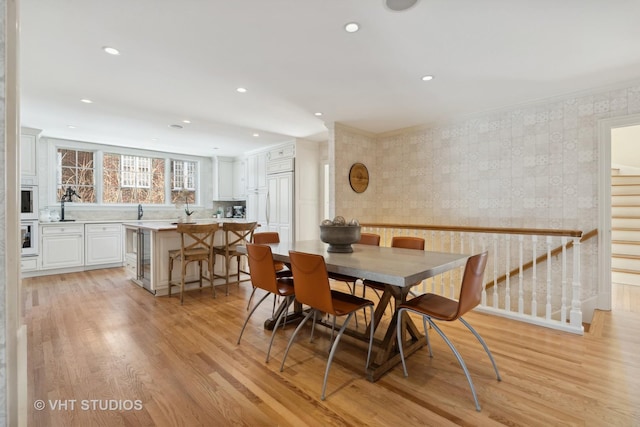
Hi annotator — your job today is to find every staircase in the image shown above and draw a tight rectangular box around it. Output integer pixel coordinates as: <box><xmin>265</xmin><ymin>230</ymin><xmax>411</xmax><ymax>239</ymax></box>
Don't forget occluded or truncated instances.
<box><xmin>611</xmin><ymin>173</ymin><xmax>640</xmax><ymax>286</ymax></box>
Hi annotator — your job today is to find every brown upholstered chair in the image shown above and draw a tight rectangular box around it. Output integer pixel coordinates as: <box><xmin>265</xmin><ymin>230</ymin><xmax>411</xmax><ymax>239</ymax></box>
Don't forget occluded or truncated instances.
<box><xmin>396</xmin><ymin>251</ymin><xmax>501</xmax><ymax>411</ymax></box>
<box><xmin>281</xmin><ymin>251</ymin><xmax>375</xmax><ymax>400</ymax></box>
<box><xmin>168</xmin><ymin>223</ymin><xmax>220</xmax><ymax>304</ymax></box>
<box><xmin>237</xmin><ymin>244</ymin><xmax>295</xmax><ymax>362</ymax></box>
<box><xmin>213</xmin><ymin>222</ymin><xmax>258</xmax><ymax>295</ymax></box>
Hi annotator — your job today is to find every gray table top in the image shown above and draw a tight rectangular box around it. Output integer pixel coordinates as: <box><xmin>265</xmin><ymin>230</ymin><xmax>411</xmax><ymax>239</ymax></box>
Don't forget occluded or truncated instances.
<box><xmin>238</xmin><ymin>240</ymin><xmax>470</xmax><ymax>287</ymax></box>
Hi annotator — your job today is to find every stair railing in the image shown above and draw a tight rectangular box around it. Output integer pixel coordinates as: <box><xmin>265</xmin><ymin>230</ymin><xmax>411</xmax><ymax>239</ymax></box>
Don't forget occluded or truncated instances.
<box><xmin>360</xmin><ymin>223</ymin><xmax>587</xmax><ymax>334</ymax></box>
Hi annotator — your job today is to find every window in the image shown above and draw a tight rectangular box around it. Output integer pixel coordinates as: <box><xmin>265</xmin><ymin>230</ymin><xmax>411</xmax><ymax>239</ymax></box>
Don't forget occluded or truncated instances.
<box><xmin>56</xmin><ymin>149</ymin><xmax>96</xmax><ymax>202</ymax></box>
<box><xmin>103</xmin><ymin>153</ymin><xmax>166</xmax><ymax>204</ymax></box>
<box><xmin>171</xmin><ymin>160</ymin><xmax>196</xmax><ymax>204</ymax></box>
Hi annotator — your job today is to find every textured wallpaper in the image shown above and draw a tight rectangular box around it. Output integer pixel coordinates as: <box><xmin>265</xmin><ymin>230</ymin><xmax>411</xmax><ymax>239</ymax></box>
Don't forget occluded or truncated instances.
<box><xmin>331</xmin><ymin>81</ymin><xmax>640</xmax><ymax>300</ymax></box>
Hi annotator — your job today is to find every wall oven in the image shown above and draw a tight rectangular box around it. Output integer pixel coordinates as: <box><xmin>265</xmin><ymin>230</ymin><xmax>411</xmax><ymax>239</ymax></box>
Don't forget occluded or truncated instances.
<box><xmin>21</xmin><ymin>220</ymin><xmax>39</xmax><ymax>256</ymax></box>
<box><xmin>21</xmin><ymin>186</ymin><xmax>38</xmax><ymax>220</ymax></box>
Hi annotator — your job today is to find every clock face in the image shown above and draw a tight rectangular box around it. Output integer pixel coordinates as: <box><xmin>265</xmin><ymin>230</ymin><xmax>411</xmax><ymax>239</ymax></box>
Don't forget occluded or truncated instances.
<box><xmin>349</xmin><ymin>163</ymin><xmax>369</xmax><ymax>193</ymax></box>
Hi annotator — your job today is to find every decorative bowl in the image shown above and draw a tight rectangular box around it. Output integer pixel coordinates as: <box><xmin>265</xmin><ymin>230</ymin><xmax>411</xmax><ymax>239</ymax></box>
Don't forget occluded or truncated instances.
<box><xmin>319</xmin><ymin>225</ymin><xmax>361</xmax><ymax>253</ymax></box>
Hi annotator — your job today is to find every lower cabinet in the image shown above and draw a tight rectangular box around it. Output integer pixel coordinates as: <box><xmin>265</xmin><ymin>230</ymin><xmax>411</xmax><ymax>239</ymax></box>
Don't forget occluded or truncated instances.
<box><xmin>41</xmin><ymin>224</ymin><xmax>84</xmax><ymax>269</ymax></box>
<box><xmin>85</xmin><ymin>224</ymin><xmax>123</xmax><ymax>265</ymax></box>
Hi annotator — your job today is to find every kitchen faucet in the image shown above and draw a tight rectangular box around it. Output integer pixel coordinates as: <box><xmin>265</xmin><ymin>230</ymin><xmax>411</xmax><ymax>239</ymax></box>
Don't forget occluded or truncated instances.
<box><xmin>137</xmin><ymin>204</ymin><xmax>143</xmax><ymax>220</ymax></box>
<box><xmin>60</xmin><ymin>187</ymin><xmax>81</xmax><ymax>221</ymax></box>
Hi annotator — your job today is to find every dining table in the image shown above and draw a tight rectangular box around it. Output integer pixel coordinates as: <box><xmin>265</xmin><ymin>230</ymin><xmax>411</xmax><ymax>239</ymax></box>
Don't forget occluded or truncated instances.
<box><xmin>238</xmin><ymin>239</ymin><xmax>471</xmax><ymax>381</ymax></box>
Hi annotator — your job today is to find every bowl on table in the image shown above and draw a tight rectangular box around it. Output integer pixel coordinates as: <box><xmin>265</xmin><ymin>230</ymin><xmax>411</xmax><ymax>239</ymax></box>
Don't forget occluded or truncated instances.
<box><xmin>319</xmin><ymin>225</ymin><xmax>361</xmax><ymax>253</ymax></box>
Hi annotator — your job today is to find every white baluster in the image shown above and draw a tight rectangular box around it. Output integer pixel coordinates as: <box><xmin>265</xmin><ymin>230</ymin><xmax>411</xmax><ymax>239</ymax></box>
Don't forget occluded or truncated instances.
<box><xmin>531</xmin><ymin>235</ymin><xmax>538</xmax><ymax>317</ymax></box>
<box><xmin>561</xmin><ymin>237</ymin><xmax>568</xmax><ymax>323</ymax></box>
<box><xmin>492</xmin><ymin>234</ymin><xmax>499</xmax><ymax>309</ymax></box>
<box><xmin>480</xmin><ymin>235</ymin><xmax>487</xmax><ymax>306</ymax></box>
<box><xmin>505</xmin><ymin>235</ymin><xmax>511</xmax><ymax>312</ymax></box>
<box><xmin>570</xmin><ymin>237</ymin><xmax>583</xmax><ymax>329</ymax></box>
<box><xmin>518</xmin><ymin>235</ymin><xmax>524</xmax><ymax>314</ymax></box>
<box><xmin>546</xmin><ymin>236</ymin><xmax>552</xmax><ymax>320</ymax></box>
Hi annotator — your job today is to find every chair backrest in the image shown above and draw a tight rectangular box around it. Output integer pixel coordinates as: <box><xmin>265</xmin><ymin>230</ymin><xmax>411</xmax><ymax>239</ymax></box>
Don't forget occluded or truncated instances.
<box><xmin>176</xmin><ymin>223</ymin><xmax>220</xmax><ymax>256</ymax></box>
<box><xmin>391</xmin><ymin>236</ymin><xmax>425</xmax><ymax>250</ymax></box>
<box><xmin>288</xmin><ymin>251</ymin><xmax>335</xmax><ymax>314</ymax></box>
<box><xmin>358</xmin><ymin>233</ymin><xmax>381</xmax><ymax>246</ymax></box>
<box><xmin>455</xmin><ymin>251</ymin><xmax>489</xmax><ymax>319</ymax></box>
<box><xmin>221</xmin><ymin>222</ymin><xmax>258</xmax><ymax>251</ymax></box>
<box><xmin>246</xmin><ymin>244</ymin><xmax>279</xmax><ymax>294</ymax></box>
<box><xmin>253</xmin><ymin>232</ymin><xmax>280</xmax><ymax>244</ymax></box>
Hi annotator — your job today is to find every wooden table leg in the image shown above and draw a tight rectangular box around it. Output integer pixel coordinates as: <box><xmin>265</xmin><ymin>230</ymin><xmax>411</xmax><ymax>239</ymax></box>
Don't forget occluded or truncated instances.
<box><xmin>366</xmin><ymin>285</ymin><xmax>425</xmax><ymax>382</ymax></box>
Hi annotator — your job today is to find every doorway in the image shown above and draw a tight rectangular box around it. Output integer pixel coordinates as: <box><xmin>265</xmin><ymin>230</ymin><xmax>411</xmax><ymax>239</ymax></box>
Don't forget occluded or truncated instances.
<box><xmin>598</xmin><ymin>114</ymin><xmax>640</xmax><ymax>311</ymax></box>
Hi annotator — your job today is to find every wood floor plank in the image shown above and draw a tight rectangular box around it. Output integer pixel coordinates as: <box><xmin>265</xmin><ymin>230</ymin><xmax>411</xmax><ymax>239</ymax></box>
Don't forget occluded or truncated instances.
<box><xmin>24</xmin><ymin>268</ymin><xmax>640</xmax><ymax>426</ymax></box>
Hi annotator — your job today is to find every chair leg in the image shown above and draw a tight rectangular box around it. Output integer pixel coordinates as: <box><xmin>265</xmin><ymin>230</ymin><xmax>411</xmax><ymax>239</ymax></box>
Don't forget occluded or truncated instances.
<box><xmin>365</xmin><ymin>305</ymin><xmax>374</xmax><ymax>369</ymax></box>
<box><xmin>210</xmin><ymin>257</ymin><xmax>216</xmax><ymax>299</ymax></box>
<box><xmin>266</xmin><ymin>295</ymin><xmax>294</xmax><ymax>363</ymax></box>
<box><xmin>321</xmin><ymin>312</ymin><xmax>354</xmax><ymax>400</ymax></box>
<box><xmin>422</xmin><ymin>317</ymin><xmax>433</xmax><ymax>357</ymax></box>
<box><xmin>426</xmin><ymin>318</ymin><xmax>482</xmax><ymax>412</ymax></box>
<box><xmin>459</xmin><ymin>317</ymin><xmax>501</xmax><ymax>381</ymax></box>
<box><xmin>396</xmin><ymin>308</ymin><xmax>409</xmax><ymax>377</ymax></box>
<box><xmin>280</xmin><ymin>310</ymin><xmax>315</xmax><ymax>372</ymax></box>
<box><xmin>168</xmin><ymin>257</ymin><xmax>173</xmax><ymax>298</ymax></box>
<box><xmin>180</xmin><ymin>260</ymin><xmax>187</xmax><ymax>305</ymax></box>
<box><xmin>310</xmin><ymin>310</ymin><xmax>317</xmax><ymax>343</ymax></box>
<box><xmin>237</xmin><ymin>292</ymin><xmax>271</xmax><ymax>345</ymax></box>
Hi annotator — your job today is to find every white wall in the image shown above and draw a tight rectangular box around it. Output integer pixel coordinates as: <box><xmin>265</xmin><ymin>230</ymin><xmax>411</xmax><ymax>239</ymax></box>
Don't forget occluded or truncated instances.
<box><xmin>612</xmin><ymin>124</ymin><xmax>640</xmax><ymax>173</ymax></box>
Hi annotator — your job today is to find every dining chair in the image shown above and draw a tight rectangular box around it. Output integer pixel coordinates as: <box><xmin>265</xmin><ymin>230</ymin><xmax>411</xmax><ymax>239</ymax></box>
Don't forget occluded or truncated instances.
<box><xmin>213</xmin><ymin>221</ymin><xmax>258</xmax><ymax>295</ymax></box>
<box><xmin>237</xmin><ymin>244</ymin><xmax>295</xmax><ymax>362</ymax></box>
<box><xmin>328</xmin><ymin>233</ymin><xmax>381</xmax><ymax>326</ymax></box>
<box><xmin>167</xmin><ymin>223</ymin><xmax>220</xmax><ymax>304</ymax></box>
<box><xmin>395</xmin><ymin>251</ymin><xmax>501</xmax><ymax>411</ymax></box>
<box><xmin>247</xmin><ymin>231</ymin><xmax>292</xmax><ymax>311</ymax></box>
<box><xmin>281</xmin><ymin>250</ymin><xmax>375</xmax><ymax>400</ymax></box>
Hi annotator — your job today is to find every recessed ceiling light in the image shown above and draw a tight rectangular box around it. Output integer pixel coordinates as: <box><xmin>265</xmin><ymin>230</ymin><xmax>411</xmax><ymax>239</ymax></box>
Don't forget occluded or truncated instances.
<box><xmin>421</xmin><ymin>75</ymin><xmax>434</xmax><ymax>81</ymax></box>
<box><xmin>314</xmin><ymin>112</ymin><xmax>323</xmax><ymax>117</ymax></box>
<box><xmin>236</xmin><ymin>87</ymin><xmax>247</xmax><ymax>93</ymax></box>
<box><xmin>80</xmin><ymin>98</ymin><xmax>93</xmax><ymax>104</ymax></box>
<box><xmin>213</xmin><ymin>147</ymin><xmax>220</xmax><ymax>150</ymax></box>
<box><xmin>102</xmin><ymin>46</ymin><xmax>120</xmax><ymax>55</ymax></box>
<box><xmin>67</xmin><ymin>125</ymin><xmax>77</xmax><ymax>129</ymax></box>
<box><xmin>344</xmin><ymin>22</ymin><xmax>360</xmax><ymax>33</ymax></box>
<box><xmin>151</xmin><ymin>138</ymin><xmax>158</xmax><ymax>142</ymax></box>
<box><xmin>182</xmin><ymin>119</ymin><xmax>191</xmax><ymax>124</ymax></box>
<box><xmin>252</xmin><ymin>133</ymin><xmax>260</xmax><ymax>137</ymax></box>
<box><xmin>168</xmin><ymin>124</ymin><xmax>183</xmax><ymax>129</ymax></box>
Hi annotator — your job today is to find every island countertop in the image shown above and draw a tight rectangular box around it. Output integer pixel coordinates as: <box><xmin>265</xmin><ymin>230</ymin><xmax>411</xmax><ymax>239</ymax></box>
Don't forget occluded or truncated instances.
<box><xmin>122</xmin><ymin>218</ymin><xmax>254</xmax><ymax>231</ymax></box>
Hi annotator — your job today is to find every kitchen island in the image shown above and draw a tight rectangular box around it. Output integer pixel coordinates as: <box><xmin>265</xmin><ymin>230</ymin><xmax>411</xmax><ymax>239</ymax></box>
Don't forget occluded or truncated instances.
<box><xmin>123</xmin><ymin>219</ymin><xmax>253</xmax><ymax>296</ymax></box>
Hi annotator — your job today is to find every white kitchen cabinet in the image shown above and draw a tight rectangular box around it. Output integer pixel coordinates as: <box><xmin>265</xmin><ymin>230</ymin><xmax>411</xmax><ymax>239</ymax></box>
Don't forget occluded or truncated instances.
<box><xmin>233</xmin><ymin>158</ymin><xmax>247</xmax><ymax>200</ymax></box>
<box><xmin>212</xmin><ymin>156</ymin><xmax>234</xmax><ymax>201</ymax></box>
<box><xmin>85</xmin><ymin>223</ymin><xmax>123</xmax><ymax>265</ymax></box>
<box><xmin>20</xmin><ymin>257</ymin><xmax>39</xmax><ymax>272</ymax></box>
<box><xmin>266</xmin><ymin>172</ymin><xmax>293</xmax><ymax>243</ymax></box>
<box><xmin>41</xmin><ymin>224</ymin><xmax>84</xmax><ymax>269</ymax></box>
<box><xmin>20</xmin><ymin>128</ymin><xmax>40</xmax><ymax>184</ymax></box>
<box><xmin>246</xmin><ymin>152</ymin><xmax>267</xmax><ymax>191</ymax></box>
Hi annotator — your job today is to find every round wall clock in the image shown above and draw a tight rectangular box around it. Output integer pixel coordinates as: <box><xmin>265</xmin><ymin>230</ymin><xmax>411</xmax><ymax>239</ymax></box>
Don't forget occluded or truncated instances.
<box><xmin>349</xmin><ymin>163</ymin><xmax>369</xmax><ymax>193</ymax></box>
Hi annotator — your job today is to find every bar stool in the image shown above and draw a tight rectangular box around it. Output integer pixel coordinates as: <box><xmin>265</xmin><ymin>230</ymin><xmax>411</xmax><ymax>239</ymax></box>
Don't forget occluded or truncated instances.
<box><xmin>213</xmin><ymin>222</ymin><xmax>258</xmax><ymax>295</ymax></box>
<box><xmin>167</xmin><ymin>223</ymin><xmax>220</xmax><ymax>304</ymax></box>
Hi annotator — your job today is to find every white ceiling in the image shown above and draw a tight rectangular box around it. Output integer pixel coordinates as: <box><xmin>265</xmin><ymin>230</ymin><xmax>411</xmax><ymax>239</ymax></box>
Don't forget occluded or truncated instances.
<box><xmin>19</xmin><ymin>0</ymin><xmax>640</xmax><ymax>157</ymax></box>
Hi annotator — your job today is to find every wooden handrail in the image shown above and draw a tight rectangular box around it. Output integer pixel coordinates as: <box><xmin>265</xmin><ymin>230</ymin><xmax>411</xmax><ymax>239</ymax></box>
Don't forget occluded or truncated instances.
<box><xmin>487</xmin><ymin>228</ymin><xmax>598</xmax><ymax>289</ymax></box>
<box><xmin>360</xmin><ymin>223</ymin><xmax>583</xmax><ymax>238</ymax></box>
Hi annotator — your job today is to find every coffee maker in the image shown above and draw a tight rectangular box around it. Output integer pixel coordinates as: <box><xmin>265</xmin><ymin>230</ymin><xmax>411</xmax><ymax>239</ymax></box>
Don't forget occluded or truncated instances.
<box><xmin>232</xmin><ymin>205</ymin><xmax>245</xmax><ymax>218</ymax></box>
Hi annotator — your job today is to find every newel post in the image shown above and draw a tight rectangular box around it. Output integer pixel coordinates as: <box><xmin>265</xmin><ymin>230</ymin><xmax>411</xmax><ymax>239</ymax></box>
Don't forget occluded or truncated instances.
<box><xmin>570</xmin><ymin>237</ymin><xmax>583</xmax><ymax>329</ymax></box>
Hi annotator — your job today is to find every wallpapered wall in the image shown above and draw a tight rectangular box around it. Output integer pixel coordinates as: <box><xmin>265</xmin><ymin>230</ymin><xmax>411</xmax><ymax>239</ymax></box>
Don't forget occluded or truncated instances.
<box><xmin>0</xmin><ymin>0</ymin><xmax>8</xmax><ymax>420</ymax></box>
<box><xmin>330</xmin><ymin>81</ymin><xmax>640</xmax><ymax>299</ymax></box>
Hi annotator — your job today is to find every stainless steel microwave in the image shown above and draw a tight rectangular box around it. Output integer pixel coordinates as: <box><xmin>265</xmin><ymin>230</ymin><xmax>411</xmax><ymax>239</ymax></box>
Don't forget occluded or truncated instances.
<box><xmin>21</xmin><ymin>186</ymin><xmax>38</xmax><ymax>220</ymax></box>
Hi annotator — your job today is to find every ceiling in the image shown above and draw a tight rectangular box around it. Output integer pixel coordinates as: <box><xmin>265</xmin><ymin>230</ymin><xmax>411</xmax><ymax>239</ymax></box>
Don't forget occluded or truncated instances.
<box><xmin>19</xmin><ymin>0</ymin><xmax>640</xmax><ymax>157</ymax></box>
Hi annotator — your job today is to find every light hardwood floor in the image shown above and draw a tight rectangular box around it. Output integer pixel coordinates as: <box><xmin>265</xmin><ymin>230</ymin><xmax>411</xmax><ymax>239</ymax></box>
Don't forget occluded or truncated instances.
<box><xmin>24</xmin><ymin>268</ymin><xmax>640</xmax><ymax>426</ymax></box>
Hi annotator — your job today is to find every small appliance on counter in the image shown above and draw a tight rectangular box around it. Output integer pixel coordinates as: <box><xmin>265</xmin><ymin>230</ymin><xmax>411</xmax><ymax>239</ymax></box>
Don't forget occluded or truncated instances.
<box><xmin>233</xmin><ymin>205</ymin><xmax>245</xmax><ymax>218</ymax></box>
<box><xmin>225</xmin><ymin>207</ymin><xmax>233</xmax><ymax>218</ymax></box>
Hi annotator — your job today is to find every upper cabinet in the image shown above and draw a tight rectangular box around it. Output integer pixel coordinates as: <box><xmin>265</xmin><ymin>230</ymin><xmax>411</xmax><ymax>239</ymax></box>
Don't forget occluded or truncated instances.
<box><xmin>21</xmin><ymin>127</ymin><xmax>41</xmax><ymax>185</ymax></box>
<box><xmin>213</xmin><ymin>156</ymin><xmax>247</xmax><ymax>201</ymax></box>
<box><xmin>246</xmin><ymin>151</ymin><xmax>267</xmax><ymax>191</ymax></box>
<box><xmin>212</xmin><ymin>156</ymin><xmax>234</xmax><ymax>201</ymax></box>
